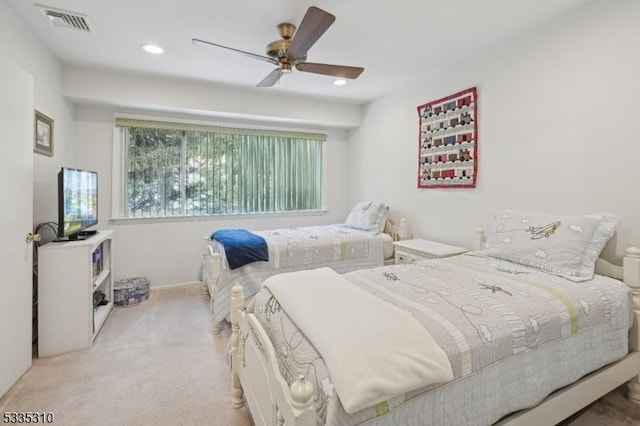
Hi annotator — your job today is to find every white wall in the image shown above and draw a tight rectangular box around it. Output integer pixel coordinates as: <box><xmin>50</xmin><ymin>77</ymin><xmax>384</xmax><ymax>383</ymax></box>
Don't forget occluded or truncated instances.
<box><xmin>74</xmin><ymin>104</ymin><xmax>351</xmax><ymax>287</ymax></box>
<box><xmin>0</xmin><ymin>0</ymin><xmax>76</xmax><ymax>229</ymax></box>
<box><xmin>348</xmin><ymin>0</ymin><xmax>640</xmax><ymax>262</ymax></box>
<box><xmin>63</xmin><ymin>67</ymin><xmax>362</xmax><ymax>129</ymax></box>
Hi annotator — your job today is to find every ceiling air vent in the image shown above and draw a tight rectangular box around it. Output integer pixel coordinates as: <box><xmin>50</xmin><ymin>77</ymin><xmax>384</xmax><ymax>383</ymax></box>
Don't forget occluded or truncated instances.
<box><xmin>35</xmin><ymin>4</ymin><xmax>93</xmax><ymax>32</ymax></box>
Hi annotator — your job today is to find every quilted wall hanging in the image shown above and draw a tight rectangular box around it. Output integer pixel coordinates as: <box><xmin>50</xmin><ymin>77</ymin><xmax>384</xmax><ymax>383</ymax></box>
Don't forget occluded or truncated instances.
<box><xmin>417</xmin><ymin>87</ymin><xmax>478</xmax><ymax>188</ymax></box>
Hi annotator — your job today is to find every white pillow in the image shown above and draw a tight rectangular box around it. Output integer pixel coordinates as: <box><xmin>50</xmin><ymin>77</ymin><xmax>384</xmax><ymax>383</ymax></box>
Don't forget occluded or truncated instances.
<box><xmin>485</xmin><ymin>210</ymin><xmax>619</xmax><ymax>282</ymax></box>
<box><xmin>344</xmin><ymin>201</ymin><xmax>387</xmax><ymax>234</ymax></box>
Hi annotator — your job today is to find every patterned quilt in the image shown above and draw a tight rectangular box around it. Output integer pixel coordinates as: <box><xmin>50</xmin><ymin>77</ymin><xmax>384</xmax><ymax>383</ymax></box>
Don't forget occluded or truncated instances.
<box><xmin>209</xmin><ymin>224</ymin><xmax>385</xmax><ymax>326</ymax></box>
<box><xmin>249</xmin><ymin>253</ymin><xmax>632</xmax><ymax>425</ymax></box>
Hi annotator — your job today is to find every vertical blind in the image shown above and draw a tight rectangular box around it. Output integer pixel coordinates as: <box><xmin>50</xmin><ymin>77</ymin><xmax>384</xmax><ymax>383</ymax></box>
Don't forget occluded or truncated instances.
<box><xmin>116</xmin><ymin>119</ymin><xmax>325</xmax><ymax>217</ymax></box>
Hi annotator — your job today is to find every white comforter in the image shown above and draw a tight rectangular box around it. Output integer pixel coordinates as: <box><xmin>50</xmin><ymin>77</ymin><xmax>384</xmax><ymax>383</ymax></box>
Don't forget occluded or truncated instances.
<box><xmin>263</xmin><ymin>267</ymin><xmax>453</xmax><ymax>414</ymax></box>
<box><xmin>251</xmin><ymin>254</ymin><xmax>632</xmax><ymax>425</ymax></box>
<box><xmin>209</xmin><ymin>225</ymin><xmax>386</xmax><ymax>327</ymax></box>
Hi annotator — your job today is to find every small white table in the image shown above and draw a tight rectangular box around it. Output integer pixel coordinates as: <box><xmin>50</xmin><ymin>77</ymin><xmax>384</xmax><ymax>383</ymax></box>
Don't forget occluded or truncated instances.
<box><xmin>393</xmin><ymin>238</ymin><xmax>467</xmax><ymax>264</ymax></box>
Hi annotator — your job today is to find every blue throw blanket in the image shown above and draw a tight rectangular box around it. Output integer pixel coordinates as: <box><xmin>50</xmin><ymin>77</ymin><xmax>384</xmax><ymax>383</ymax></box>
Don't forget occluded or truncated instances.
<box><xmin>211</xmin><ymin>228</ymin><xmax>269</xmax><ymax>270</ymax></box>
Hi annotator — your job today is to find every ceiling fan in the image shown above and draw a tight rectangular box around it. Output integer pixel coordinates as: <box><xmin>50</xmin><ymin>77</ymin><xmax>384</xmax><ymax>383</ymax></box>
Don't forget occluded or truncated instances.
<box><xmin>192</xmin><ymin>6</ymin><xmax>364</xmax><ymax>87</ymax></box>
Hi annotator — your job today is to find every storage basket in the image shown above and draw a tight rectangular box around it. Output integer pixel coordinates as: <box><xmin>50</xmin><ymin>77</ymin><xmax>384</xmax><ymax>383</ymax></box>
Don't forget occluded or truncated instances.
<box><xmin>114</xmin><ymin>277</ymin><xmax>150</xmax><ymax>307</ymax></box>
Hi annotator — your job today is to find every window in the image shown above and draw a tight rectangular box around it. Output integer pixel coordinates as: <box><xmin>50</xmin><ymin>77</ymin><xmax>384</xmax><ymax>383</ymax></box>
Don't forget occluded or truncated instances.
<box><xmin>115</xmin><ymin>118</ymin><xmax>325</xmax><ymax>218</ymax></box>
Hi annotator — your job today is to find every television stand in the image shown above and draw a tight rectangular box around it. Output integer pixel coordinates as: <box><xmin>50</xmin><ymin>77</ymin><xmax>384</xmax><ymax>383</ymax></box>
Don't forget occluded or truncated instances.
<box><xmin>53</xmin><ymin>230</ymin><xmax>99</xmax><ymax>242</ymax></box>
<box><xmin>38</xmin><ymin>230</ymin><xmax>115</xmax><ymax>357</ymax></box>
<box><xmin>52</xmin><ymin>237</ymin><xmax>86</xmax><ymax>242</ymax></box>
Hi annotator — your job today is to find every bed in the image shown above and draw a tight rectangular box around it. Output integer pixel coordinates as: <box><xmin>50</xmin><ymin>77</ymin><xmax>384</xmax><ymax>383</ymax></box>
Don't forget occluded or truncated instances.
<box><xmin>228</xmin><ymin>211</ymin><xmax>640</xmax><ymax>425</ymax></box>
<box><xmin>202</xmin><ymin>201</ymin><xmax>394</xmax><ymax>333</ymax></box>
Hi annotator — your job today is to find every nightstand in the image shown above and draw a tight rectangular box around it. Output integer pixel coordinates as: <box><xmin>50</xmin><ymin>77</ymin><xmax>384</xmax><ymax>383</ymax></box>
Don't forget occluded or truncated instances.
<box><xmin>393</xmin><ymin>239</ymin><xmax>467</xmax><ymax>264</ymax></box>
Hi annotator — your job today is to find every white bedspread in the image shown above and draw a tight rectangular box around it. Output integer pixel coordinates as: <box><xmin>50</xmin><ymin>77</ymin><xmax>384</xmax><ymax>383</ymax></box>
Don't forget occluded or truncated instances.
<box><xmin>263</xmin><ymin>267</ymin><xmax>453</xmax><ymax>414</ymax></box>
<box><xmin>208</xmin><ymin>224</ymin><xmax>385</xmax><ymax>327</ymax></box>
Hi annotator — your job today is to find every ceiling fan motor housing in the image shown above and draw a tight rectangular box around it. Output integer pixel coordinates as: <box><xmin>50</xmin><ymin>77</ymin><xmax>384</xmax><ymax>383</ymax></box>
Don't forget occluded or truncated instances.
<box><xmin>266</xmin><ymin>38</ymin><xmax>290</xmax><ymax>58</ymax></box>
<box><xmin>266</xmin><ymin>22</ymin><xmax>306</xmax><ymax>65</ymax></box>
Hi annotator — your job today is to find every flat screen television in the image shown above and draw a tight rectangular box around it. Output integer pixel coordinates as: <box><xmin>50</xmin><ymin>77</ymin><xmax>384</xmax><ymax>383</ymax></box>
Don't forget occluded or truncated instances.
<box><xmin>57</xmin><ymin>167</ymin><xmax>98</xmax><ymax>241</ymax></box>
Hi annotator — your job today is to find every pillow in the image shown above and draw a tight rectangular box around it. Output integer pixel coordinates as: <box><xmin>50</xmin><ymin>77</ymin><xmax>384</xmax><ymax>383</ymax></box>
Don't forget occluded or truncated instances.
<box><xmin>344</xmin><ymin>201</ymin><xmax>387</xmax><ymax>234</ymax></box>
<box><xmin>485</xmin><ymin>210</ymin><xmax>619</xmax><ymax>282</ymax></box>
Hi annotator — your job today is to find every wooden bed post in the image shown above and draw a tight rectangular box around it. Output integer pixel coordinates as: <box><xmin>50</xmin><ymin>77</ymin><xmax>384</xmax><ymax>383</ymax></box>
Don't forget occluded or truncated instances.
<box><xmin>202</xmin><ymin>235</ymin><xmax>223</xmax><ymax>335</ymax></box>
<box><xmin>212</xmin><ymin>320</ymin><xmax>221</xmax><ymax>335</ymax></box>
<box><xmin>230</xmin><ymin>284</ymin><xmax>245</xmax><ymax>408</ymax></box>
<box><xmin>201</xmin><ymin>236</ymin><xmax>210</xmax><ymax>291</ymax></box>
<box><xmin>624</xmin><ymin>246</ymin><xmax>640</xmax><ymax>404</ymax></box>
<box><xmin>473</xmin><ymin>228</ymin><xmax>486</xmax><ymax>251</ymax></box>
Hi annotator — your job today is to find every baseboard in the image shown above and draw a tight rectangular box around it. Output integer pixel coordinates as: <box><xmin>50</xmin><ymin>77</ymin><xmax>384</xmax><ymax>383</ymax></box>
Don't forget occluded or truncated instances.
<box><xmin>151</xmin><ymin>281</ymin><xmax>202</xmax><ymax>291</ymax></box>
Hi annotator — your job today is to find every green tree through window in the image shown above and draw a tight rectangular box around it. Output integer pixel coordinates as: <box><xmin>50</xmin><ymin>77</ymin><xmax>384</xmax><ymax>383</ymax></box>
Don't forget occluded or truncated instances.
<box><xmin>118</xmin><ymin>119</ymin><xmax>324</xmax><ymax>218</ymax></box>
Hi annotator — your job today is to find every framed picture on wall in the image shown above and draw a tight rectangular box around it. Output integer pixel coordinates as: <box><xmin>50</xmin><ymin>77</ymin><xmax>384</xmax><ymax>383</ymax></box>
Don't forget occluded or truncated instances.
<box><xmin>34</xmin><ymin>110</ymin><xmax>54</xmax><ymax>157</ymax></box>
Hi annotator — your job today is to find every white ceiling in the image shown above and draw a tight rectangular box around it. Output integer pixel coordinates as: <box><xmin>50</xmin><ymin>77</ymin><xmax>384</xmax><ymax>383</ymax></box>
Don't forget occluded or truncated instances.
<box><xmin>5</xmin><ymin>0</ymin><xmax>595</xmax><ymax>104</ymax></box>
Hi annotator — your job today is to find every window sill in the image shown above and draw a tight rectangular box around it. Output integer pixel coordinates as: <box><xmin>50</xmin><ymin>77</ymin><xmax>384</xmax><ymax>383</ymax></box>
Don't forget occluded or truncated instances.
<box><xmin>108</xmin><ymin>209</ymin><xmax>329</xmax><ymax>225</ymax></box>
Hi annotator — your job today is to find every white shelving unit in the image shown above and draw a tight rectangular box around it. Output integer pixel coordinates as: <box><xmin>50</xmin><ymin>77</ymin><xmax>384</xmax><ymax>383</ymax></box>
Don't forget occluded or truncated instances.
<box><xmin>37</xmin><ymin>230</ymin><xmax>115</xmax><ymax>357</ymax></box>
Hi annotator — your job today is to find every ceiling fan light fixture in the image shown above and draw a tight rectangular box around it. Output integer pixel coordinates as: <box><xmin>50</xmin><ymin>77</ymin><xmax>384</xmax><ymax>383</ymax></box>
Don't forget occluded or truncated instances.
<box><xmin>333</xmin><ymin>79</ymin><xmax>347</xmax><ymax>86</ymax></box>
<box><xmin>141</xmin><ymin>44</ymin><xmax>165</xmax><ymax>55</ymax></box>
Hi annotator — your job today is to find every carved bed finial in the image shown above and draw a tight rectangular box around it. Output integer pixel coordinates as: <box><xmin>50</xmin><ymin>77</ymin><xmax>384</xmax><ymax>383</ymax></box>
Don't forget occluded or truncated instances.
<box><xmin>290</xmin><ymin>375</ymin><xmax>314</xmax><ymax>409</ymax></box>
<box><xmin>473</xmin><ymin>228</ymin><xmax>486</xmax><ymax>251</ymax></box>
<box><xmin>625</xmin><ymin>246</ymin><xmax>640</xmax><ymax>261</ymax></box>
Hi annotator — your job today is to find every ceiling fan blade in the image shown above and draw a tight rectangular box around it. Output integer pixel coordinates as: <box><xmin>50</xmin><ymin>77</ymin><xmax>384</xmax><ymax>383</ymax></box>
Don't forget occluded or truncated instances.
<box><xmin>296</xmin><ymin>62</ymin><xmax>364</xmax><ymax>79</ymax></box>
<box><xmin>287</xmin><ymin>7</ymin><xmax>335</xmax><ymax>59</ymax></box>
<box><xmin>257</xmin><ymin>68</ymin><xmax>284</xmax><ymax>87</ymax></box>
<box><xmin>192</xmin><ymin>38</ymin><xmax>279</xmax><ymax>65</ymax></box>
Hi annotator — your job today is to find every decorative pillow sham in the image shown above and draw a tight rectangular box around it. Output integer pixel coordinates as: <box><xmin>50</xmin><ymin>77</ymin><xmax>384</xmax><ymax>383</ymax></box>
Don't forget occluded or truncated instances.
<box><xmin>485</xmin><ymin>210</ymin><xmax>619</xmax><ymax>282</ymax></box>
<box><xmin>343</xmin><ymin>201</ymin><xmax>387</xmax><ymax>234</ymax></box>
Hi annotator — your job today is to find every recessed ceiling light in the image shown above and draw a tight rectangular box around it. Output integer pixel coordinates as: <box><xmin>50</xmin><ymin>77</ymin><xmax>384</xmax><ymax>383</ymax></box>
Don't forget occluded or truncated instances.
<box><xmin>333</xmin><ymin>79</ymin><xmax>347</xmax><ymax>86</ymax></box>
<box><xmin>141</xmin><ymin>44</ymin><xmax>165</xmax><ymax>55</ymax></box>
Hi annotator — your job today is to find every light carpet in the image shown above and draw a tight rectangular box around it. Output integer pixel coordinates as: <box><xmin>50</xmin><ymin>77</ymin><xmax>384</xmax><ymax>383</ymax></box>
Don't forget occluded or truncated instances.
<box><xmin>1</xmin><ymin>284</ymin><xmax>637</xmax><ymax>425</ymax></box>
<box><xmin>0</xmin><ymin>285</ymin><xmax>251</xmax><ymax>426</ymax></box>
